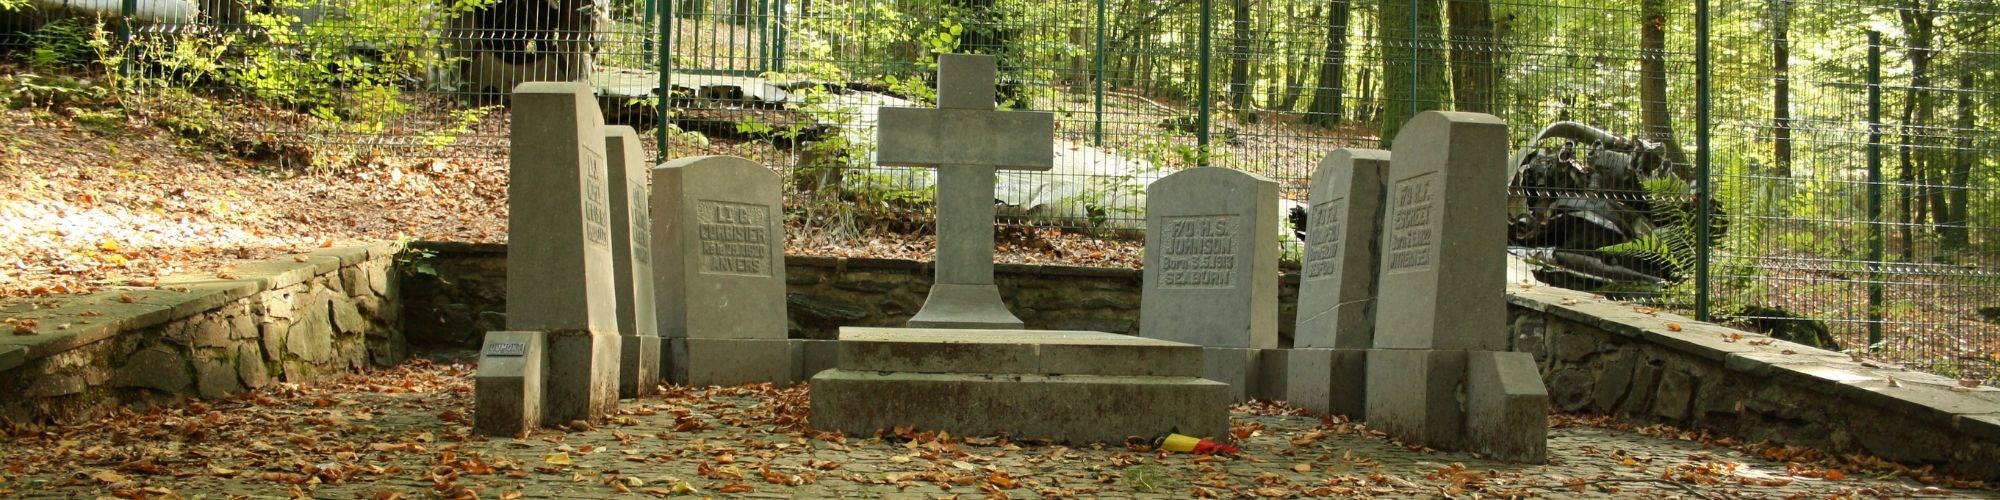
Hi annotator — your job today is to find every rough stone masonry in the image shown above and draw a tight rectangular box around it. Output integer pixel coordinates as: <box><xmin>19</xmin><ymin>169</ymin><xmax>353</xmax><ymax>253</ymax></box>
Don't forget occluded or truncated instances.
<box><xmin>1363</xmin><ymin>111</ymin><xmax>1549</xmax><ymax>463</ymax></box>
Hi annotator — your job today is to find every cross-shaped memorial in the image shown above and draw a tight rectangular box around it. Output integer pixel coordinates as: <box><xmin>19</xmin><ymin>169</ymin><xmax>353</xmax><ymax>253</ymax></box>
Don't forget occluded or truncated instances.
<box><xmin>876</xmin><ymin>54</ymin><xmax>1055</xmax><ymax>329</ymax></box>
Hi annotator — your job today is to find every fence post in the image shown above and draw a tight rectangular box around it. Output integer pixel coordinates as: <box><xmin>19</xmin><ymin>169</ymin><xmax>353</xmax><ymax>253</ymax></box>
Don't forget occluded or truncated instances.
<box><xmin>1094</xmin><ymin>0</ymin><xmax>1105</xmax><ymax>146</ymax></box>
<box><xmin>657</xmin><ymin>0</ymin><xmax>675</xmax><ymax>163</ymax></box>
<box><xmin>1866</xmin><ymin>30</ymin><xmax>1885</xmax><ymax>350</ymax></box>
<box><xmin>1694</xmin><ymin>0</ymin><xmax>1713</xmax><ymax>322</ymax></box>
<box><xmin>1195</xmin><ymin>0</ymin><xmax>1213</xmax><ymax>165</ymax></box>
<box><xmin>119</xmin><ymin>0</ymin><xmax>136</xmax><ymax>80</ymax></box>
<box><xmin>773</xmin><ymin>0</ymin><xmax>786</xmax><ymax>72</ymax></box>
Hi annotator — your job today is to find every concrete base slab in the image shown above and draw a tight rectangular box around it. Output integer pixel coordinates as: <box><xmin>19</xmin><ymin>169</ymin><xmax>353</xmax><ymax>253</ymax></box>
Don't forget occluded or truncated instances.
<box><xmin>1205</xmin><ymin>347</ymin><xmax>1260</xmax><ymax>402</ymax></box>
<box><xmin>1286</xmin><ymin>348</ymin><xmax>1367</xmax><ymax>417</ymax></box>
<box><xmin>810</xmin><ymin>369</ymin><xmax>1228</xmax><ymax>443</ymax></box>
<box><xmin>543</xmin><ymin>330</ymin><xmax>619</xmax><ymax>424</ymax></box>
<box><xmin>837</xmin><ymin>327</ymin><xmax>1201</xmax><ymax>377</ymax></box>
<box><xmin>906</xmin><ymin>284</ymin><xmax>1025</xmax><ymax>329</ymax></box>
<box><xmin>475</xmin><ymin>331</ymin><xmax>543</xmax><ymax>437</ymax></box>
<box><xmin>1467</xmin><ymin>351</ymin><xmax>1549</xmax><ymax>463</ymax></box>
<box><xmin>618</xmin><ymin>335</ymin><xmax>660</xmax><ymax>399</ymax></box>
<box><xmin>795</xmin><ymin>338</ymin><xmax>839</xmax><ymax>382</ymax></box>
<box><xmin>1366</xmin><ymin>349</ymin><xmax>1467</xmax><ymax>450</ymax></box>
<box><xmin>1256</xmin><ymin>349</ymin><xmax>1290</xmax><ymax>402</ymax></box>
<box><xmin>668</xmin><ymin>338</ymin><xmax>795</xmax><ymax>387</ymax></box>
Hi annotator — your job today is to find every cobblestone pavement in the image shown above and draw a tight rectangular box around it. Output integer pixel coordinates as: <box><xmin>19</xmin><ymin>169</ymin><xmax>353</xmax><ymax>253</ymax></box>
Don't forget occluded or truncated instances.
<box><xmin>0</xmin><ymin>359</ymin><xmax>1988</xmax><ymax>499</ymax></box>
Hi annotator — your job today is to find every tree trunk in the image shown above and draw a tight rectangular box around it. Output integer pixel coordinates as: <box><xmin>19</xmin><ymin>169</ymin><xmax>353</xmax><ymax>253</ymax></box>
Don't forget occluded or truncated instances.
<box><xmin>1640</xmin><ymin>0</ymin><xmax>1690</xmax><ymax>170</ymax></box>
<box><xmin>1230</xmin><ymin>0</ymin><xmax>1255</xmax><ymax>119</ymax></box>
<box><xmin>1445</xmin><ymin>0</ymin><xmax>1495</xmax><ymax>114</ymax></box>
<box><xmin>1379</xmin><ymin>0</ymin><xmax>1448</xmax><ymax>147</ymax></box>
<box><xmin>1896</xmin><ymin>0</ymin><xmax>1935</xmax><ymax>261</ymax></box>
<box><xmin>1305</xmin><ymin>0</ymin><xmax>1350</xmax><ymax>127</ymax></box>
<box><xmin>1945</xmin><ymin>71</ymin><xmax>1973</xmax><ymax>249</ymax></box>
<box><xmin>1770</xmin><ymin>0</ymin><xmax>1793</xmax><ymax>177</ymax></box>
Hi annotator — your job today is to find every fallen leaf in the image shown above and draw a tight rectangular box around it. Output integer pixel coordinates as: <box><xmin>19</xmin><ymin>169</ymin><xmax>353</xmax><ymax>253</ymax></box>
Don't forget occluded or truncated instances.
<box><xmin>543</xmin><ymin>452</ymin><xmax>572</xmax><ymax>465</ymax></box>
<box><xmin>1665</xmin><ymin>322</ymin><xmax>1682</xmax><ymax>332</ymax></box>
<box><xmin>1292</xmin><ymin>463</ymin><xmax>1312</xmax><ymax>473</ymax></box>
<box><xmin>88</xmin><ymin>470</ymin><xmax>129</xmax><ymax>484</ymax></box>
<box><xmin>718</xmin><ymin>482</ymin><xmax>754</xmax><ymax>493</ymax></box>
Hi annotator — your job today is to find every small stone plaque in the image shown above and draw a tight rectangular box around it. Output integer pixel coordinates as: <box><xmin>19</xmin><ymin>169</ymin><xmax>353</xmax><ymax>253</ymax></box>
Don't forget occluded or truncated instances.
<box><xmin>486</xmin><ymin>343</ymin><xmax>528</xmax><ymax>357</ymax></box>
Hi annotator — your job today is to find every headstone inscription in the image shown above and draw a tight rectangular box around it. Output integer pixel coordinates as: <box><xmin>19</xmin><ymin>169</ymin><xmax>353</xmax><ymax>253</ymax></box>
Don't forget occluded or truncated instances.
<box><xmin>501</xmin><ymin>81</ymin><xmax>621</xmax><ymax>425</ymax></box>
<box><xmin>652</xmin><ymin>155</ymin><xmax>793</xmax><ymax>386</ymax></box>
<box><xmin>1362</xmin><ymin>111</ymin><xmax>1548</xmax><ymax>463</ymax></box>
<box><xmin>606</xmin><ymin>126</ymin><xmax>660</xmax><ymax>398</ymax></box>
<box><xmin>1140</xmin><ymin>167</ymin><xmax>1280</xmax><ymax>401</ymax></box>
<box><xmin>1286</xmin><ymin>148</ymin><xmax>1390</xmax><ymax>416</ymax></box>
<box><xmin>875</xmin><ymin>54</ymin><xmax>1055</xmax><ymax>329</ymax></box>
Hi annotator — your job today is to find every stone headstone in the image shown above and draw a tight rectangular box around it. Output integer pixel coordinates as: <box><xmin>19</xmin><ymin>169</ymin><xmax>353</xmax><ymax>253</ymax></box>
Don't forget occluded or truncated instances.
<box><xmin>1362</xmin><ymin>111</ymin><xmax>1546</xmax><ymax>462</ymax></box>
<box><xmin>1371</xmin><ymin>112</ymin><xmax>1510</xmax><ymax>351</ymax></box>
<box><xmin>606</xmin><ymin>126</ymin><xmax>660</xmax><ymax>398</ymax></box>
<box><xmin>507</xmin><ymin>81</ymin><xmax>620</xmax><ymax>423</ymax></box>
<box><xmin>1295</xmin><ymin>149</ymin><xmax>1391</xmax><ymax>349</ymax></box>
<box><xmin>652</xmin><ymin>155</ymin><xmax>792</xmax><ymax>386</ymax></box>
<box><xmin>474</xmin><ymin>331</ymin><xmax>543</xmax><ymax>436</ymax></box>
<box><xmin>1140</xmin><ymin>167</ymin><xmax>1280</xmax><ymax>400</ymax></box>
<box><xmin>876</xmin><ymin>54</ymin><xmax>1055</xmax><ymax>329</ymax></box>
<box><xmin>1287</xmin><ymin>148</ymin><xmax>1389</xmax><ymax>416</ymax></box>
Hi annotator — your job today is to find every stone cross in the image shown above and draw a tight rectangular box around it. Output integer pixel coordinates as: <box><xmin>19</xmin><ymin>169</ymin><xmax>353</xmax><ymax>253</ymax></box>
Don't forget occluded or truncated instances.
<box><xmin>876</xmin><ymin>54</ymin><xmax>1055</xmax><ymax>329</ymax></box>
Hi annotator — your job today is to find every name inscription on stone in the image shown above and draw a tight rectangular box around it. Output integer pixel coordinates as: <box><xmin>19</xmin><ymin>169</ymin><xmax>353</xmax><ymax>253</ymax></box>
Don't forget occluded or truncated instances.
<box><xmin>1158</xmin><ymin>215</ymin><xmax>1237</xmax><ymax>289</ymax></box>
<box><xmin>1303</xmin><ymin>199</ymin><xmax>1343</xmax><ymax>280</ymax></box>
<box><xmin>696</xmin><ymin>200</ymin><xmax>771</xmax><ymax>276</ymax></box>
<box><xmin>582</xmin><ymin>150</ymin><xmax>611</xmax><ymax>249</ymax></box>
<box><xmin>485</xmin><ymin>343</ymin><xmax>527</xmax><ymax>357</ymax></box>
<box><xmin>629</xmin><ymin>180</ymin><xmax>652</xmax><ymax>266</ymax></box>
<box><xmin>1386</xmin><ymin>172</ymin><xmax>1436</xmax><ymax>273</ymax></box>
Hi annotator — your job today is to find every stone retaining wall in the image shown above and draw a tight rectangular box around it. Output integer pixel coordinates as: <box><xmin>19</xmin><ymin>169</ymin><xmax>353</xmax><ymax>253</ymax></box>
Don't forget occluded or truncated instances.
<box><xmin>0</xmin><ymin>243</ymin><xmax>405</xmax><ymax>423</ymax></box>
<box><xmin>399</xmin><ymin>242</ymin><xmax>2000</xmax><ymax>479</ymax></box>
<box><xmin>1508</xmin><ymin>285</ymin><xmax>2000</xmax><ymax>480</ymax></box>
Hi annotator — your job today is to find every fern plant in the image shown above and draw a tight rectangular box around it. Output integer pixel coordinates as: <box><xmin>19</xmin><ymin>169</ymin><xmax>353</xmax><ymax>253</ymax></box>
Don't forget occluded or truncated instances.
<box><xmin>1599</xmin><ymin>176</ymin><xmax>1704</xmax><ymax>307</ymax></box>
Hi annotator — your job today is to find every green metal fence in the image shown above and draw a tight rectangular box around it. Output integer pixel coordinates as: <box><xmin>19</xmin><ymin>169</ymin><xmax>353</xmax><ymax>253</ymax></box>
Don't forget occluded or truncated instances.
<box><xmin>4</xmin><ymin>0</ymin><xmax>1995</xmax><ymax>379</ymax></box>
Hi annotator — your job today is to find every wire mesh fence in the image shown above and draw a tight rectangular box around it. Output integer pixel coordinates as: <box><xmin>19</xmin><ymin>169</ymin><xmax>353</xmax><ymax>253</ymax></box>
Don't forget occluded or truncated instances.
<box><xmin>2</xmin><ymin>0</ymin><xmax>1994</xmax><ymax>378</ymax></box>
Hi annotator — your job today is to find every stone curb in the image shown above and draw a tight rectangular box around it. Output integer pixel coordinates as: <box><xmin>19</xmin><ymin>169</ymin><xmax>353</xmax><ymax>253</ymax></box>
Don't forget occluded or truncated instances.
<box><xmin>0</xmin><ymin>243</ymin><xmax>399</xmax><ymax>374</ymax></box>
<box><xmin>1508</xmin><ymin>283</ymin><xmax>2000</xmax><ymax>441</ymax></box>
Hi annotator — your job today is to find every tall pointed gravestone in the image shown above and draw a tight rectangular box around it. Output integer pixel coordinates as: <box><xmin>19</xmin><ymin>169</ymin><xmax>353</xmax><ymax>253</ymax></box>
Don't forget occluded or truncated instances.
<box><xmin>811</xmin><ymin>54</ymin><xmax>1229</xmax><ymax>444</ymax></box>
<box><xmin>501</xmin><ymin>81</ymin><xmax>620</xmax><ymax>426</ymax></box>
<box><xmin>606</xmin><ymin>126</ymin><xmax>660</xmax><ymax>398</ymax></box>
<box><xmin>1287</xmin><ymin>148</ymin><xmax>1390</xmax><ymax>416</ymax></box>
<box><xmin>653</xmin><ymin>155</ymin><xmax>793</xmax><ymax>386</ymax></box>
<box><xmin>875</xmin><ymin>54</ymin><xmax>1055</xmax><ymax>329</ymax></box>
<box><xmin>1364</xmin><ymin>111</ymin><xmax>1548</xmax><ymax>463</ymax></box>
<box><xmin>1139</xmin><ymin>167</ymin><xmax>1280</xmax><ymax>401</ymax></box>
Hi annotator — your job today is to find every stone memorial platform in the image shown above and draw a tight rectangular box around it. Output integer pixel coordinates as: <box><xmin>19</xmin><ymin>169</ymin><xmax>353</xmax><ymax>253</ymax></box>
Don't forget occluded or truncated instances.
<box><xmin>811</xmin><ymin>327</ymin><xmax>1228</xmax><ymax>443</ymax></box>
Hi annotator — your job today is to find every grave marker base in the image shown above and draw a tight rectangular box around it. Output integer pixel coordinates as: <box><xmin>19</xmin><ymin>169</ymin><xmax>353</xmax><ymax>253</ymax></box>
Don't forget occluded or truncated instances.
<box><xmin>474</xmin><ymin>331</ymin><xmax>544</xmax><ymax>437</ymax></box>
<box><xmin>906</xmin><ymin>284</ymin><xmax>1025</xmax><ymax>329</ymax></box>
<box><xmin>618</xmin><ymin>335</ymin><xmax>660</xmax><ymax>398</ymax></box>
<box><xmin>1285</xmin><ymin>348</ymin><xmax>1368</xmax><ymax>417</ymax></box>
<box><xmin>542</xmin><ymin>330</ymin><xmax>620</xmax><ymax>424</ymax></box>
<box><xmin>666</xmin><ymin>338</ymin><xmax>796</xmax><ymax>387</ymax></box>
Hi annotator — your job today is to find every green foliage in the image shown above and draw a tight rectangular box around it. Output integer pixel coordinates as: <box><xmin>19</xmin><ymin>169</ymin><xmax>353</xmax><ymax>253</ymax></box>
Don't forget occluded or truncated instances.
<box><xmin>1598</xmin><ymin>176</ymin><xmax>1707</xmax><ymax>308</ymax></box>
<box><xmin>27</xmin><ymin>18</ymin><xmax>95</xmax><ymax>69</ymax></box>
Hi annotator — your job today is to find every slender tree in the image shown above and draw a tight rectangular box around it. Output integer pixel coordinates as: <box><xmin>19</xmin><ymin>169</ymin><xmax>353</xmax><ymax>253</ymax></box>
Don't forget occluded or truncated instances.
<box><xmin>1770</xmin><ymin>0</ymin><xmax>1793</xmax><ymax>177</ymax></box>
<box><xmin>1639</xmin><ymin>0</ymin><xmax>1689</xmax><ymax>168</ymax></box>
<box><xmin>1305</xmin><ymin>0</ymin><xmax>1351</xmax><ymax>127</ymax></box>
<box><xmin>1230</xmin><ymin>0</ymin><xmax>1256</xmax><ymax>119</ymax></box>
<box><xmin>1896</xmin><ymin>0</ymin><xmax>1936</xmax><ymax>260</ymax></box>
<box><xmin>1945</xmin><ymin>71</ymin><xmax>1974</xmax><ymax>249</ymax></box>
<box><xmin>1379</xmin><ymin>0</ymin><xmax>1449</xmax><ymax>147</ymax></box>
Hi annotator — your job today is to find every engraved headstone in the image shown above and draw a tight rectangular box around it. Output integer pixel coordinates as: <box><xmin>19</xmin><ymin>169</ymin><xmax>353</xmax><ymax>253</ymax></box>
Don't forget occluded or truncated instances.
<box><xmin>502</xmin><ymin>81</ymin><xmax>621</xmax><ymax>425</ymax></box>
<box><xmin>875</xmin><ymin>54</ymin><xmax>1055</xmax><ymax>329</ymax></box>
<box><xmin>606</xmin><ymin>126</ymin><xmax>660</xmax><ymax>398</ymax></box>
<box><xmin>1140</xmin><ymin>167</ymin><xmax>1280</xmax><ymax>400</ymax></box>
<box><xmin>1362</xmin><ymin>111</ymin><xmax>1546</xmax><ymax>462</ymax></box>
<box><xmin>652</xmin><ymin>155</ymin><xmax>793</xmax><ymax>386</ymax></box>
<box><xmin>474</xmin><ymin>331</ymin><xmax>542</xmax><ymax>436</ymax></box>
<box><xmin>1287</xmin><ymin>149</ymin><xmax>1390</xmax><ymax>416</ymax></box>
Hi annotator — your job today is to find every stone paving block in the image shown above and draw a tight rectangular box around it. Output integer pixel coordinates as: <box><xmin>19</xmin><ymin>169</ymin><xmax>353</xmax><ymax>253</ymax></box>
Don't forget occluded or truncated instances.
<box><xmin>669</xmin><ymin>337</ymin><xmax>795</xmax><ymax>387</ymax></box>
<box><xmin>476</xmin><ymin>331</ymin><xmax>544</xmax><ymax>437</ymax></box>
<box><xmin>1205</xmin><ymin>347</ymin><xmax>1260</xmax><ymax>402</ymax></box>
<box><xmin>1285</xmin><ymin>348</ymin><xmax>1367</xmax><ymax>417</ymax></box>
<box><xmin>1366</xmin><ymin>349</ymin><xmax>1467</xmax><ymax>450</ymax></box>
<box><xmin>836</xmin><ymin>327</ymin><xmax>1201</xmax><ymax>377</ymax></box>
<box><xmin>1466</xmin><ymin>351</ymin><xmax>1549</xmax><ymax>463</ymax></box>
<box><xmin>810</xmin><ymin>369</ymin><xmax>1228</xmax><ymax>443</ymax></box>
